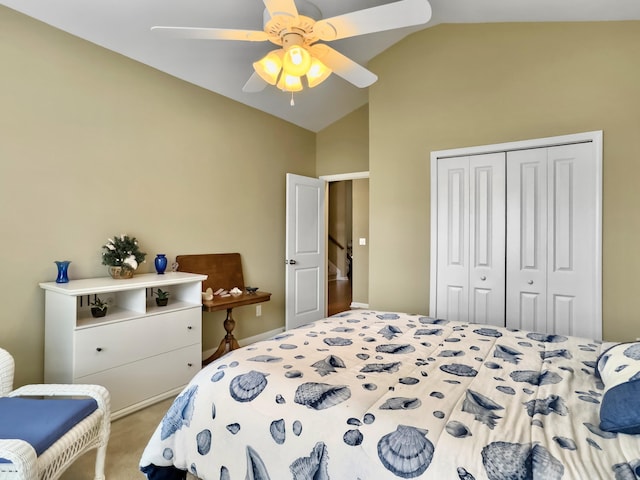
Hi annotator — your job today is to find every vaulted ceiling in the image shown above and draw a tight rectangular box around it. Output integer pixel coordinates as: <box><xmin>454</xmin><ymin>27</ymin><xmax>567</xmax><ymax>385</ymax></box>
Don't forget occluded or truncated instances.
<box><xmin>4</xmin><ymin>0</ymin><xmax>640</xmax><ymax>131</ymax></box>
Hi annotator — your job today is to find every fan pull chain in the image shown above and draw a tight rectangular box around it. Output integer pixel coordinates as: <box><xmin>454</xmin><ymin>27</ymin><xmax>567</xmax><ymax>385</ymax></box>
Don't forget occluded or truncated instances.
<box><xmin>290</xmin><ymin>91</ymin><xmax>295</xmax><ymax>107</ymax></box>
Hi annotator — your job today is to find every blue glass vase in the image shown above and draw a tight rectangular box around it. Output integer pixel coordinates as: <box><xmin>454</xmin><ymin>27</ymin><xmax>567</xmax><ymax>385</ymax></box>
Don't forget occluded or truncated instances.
<box><xmin>55</xmin><ymin>260</ymin><xmax>71</xmax><ymax>283</ymax></box>
<box><xmin>154</xmin><ymin>254</ymin><xmax>168</xmax><ymax>274</ymax></box>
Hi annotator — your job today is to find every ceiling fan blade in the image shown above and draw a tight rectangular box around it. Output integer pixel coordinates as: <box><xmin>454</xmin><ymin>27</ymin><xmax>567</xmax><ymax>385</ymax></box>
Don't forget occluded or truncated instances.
<box><xmin>262</xmin><ymin>0</ymin><xmax>299</xmax><ymax>22</ymax></box>
<box><xmin>312</xmin><ymin>0</ymin><xmax>432</xmax><ymax>41</ymax></box>
<box><xmin>310</xmin><ymin>44</ymin><xmax>377</xmax><ymax>88</ymax></box>
<box><xmin>151</xmin><ymin>26</ymin><xmax>269</xmax><ymax>42</ymax></box>
<box><xmin>242</xmin><ymin>72</ymin><xmax>268</xmax><ymax>93</ymax></box>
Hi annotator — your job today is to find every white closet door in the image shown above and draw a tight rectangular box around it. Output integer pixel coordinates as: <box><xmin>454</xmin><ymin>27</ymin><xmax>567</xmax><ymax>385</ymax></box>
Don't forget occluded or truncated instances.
<box><xmin>506</xmin><ymin>149</ymin><xmax>548</xmax><ymax>332</ymax></box>
<box><xmin>506</xmin><ymin>142</ymin><xmax>597</xmax><ymax>337</ymax></box>
<box><xmin>436</xmin><ymin>156</ymin><xmax>469</xmax><ymax>322</ymax></box>
<box><xmin>431</xmin><ymin>131</ymin><xmax>601</xmax><ymax>339</ymax></box>
<box><xmin>436</xmin><ymin>153</ymin><xmax>505</xmax><ymax>324</ymax></box>
<box><xmin>546</xmin><ymin>143</ymin><xmax>598</xmax><ymax>338</ymax></box>
<box><xmin>469</xmin><ymin>154</ymin><xmax>506</xmax><ymax>326</ymax></box>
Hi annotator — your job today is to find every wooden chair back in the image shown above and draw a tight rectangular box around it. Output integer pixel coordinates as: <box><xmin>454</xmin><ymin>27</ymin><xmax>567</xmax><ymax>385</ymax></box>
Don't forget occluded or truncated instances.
<box><xmin>175</xmin><ymin>253</ymin><xmax>245</xmax><ymax>292</ymax></box>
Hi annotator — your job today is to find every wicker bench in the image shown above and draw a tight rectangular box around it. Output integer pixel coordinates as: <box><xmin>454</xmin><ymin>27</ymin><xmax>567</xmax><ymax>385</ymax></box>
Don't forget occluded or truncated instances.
<box><xmin>0</xmin><ymin>348</ymin><xmax>110</xmax><ymax>480</ymax></box>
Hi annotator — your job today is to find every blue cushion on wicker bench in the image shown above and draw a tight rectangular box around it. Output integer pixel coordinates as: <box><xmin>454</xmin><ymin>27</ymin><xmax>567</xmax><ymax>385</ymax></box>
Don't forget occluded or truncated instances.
<box><xmin>0</xmin><ymin>397</ymin><xmax>98</xmax><ymax>462</ymax></box>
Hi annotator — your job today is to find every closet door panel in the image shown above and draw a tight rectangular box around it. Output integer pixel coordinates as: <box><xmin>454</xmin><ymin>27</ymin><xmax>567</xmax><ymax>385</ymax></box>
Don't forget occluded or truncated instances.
<box><xmin>436</xmin><ymin>157</ymin><xmax>469</xmax><ymax>321</ymax></box>
<box><xmin>547</xmin><ymin>143</ymin><xmax>597</xmax><ymax>337</ymax></box>
<box><xmin>519</xmin><ymin>292</ymin><xmax>542</xmax><ymax>332</ymax></box>
<box><xmin>469</xmin><ymin>153</ymin><xmax>505</xmax><ymax>326</ymax></box>
<box><xmin>506</xmin><ymin>149</ymin><xmax>547</xmax><ymax>332</ymax></box>
<box><xmin>472</xmin><ymin>288</ymin><xmax>492</xmax><ymax>324</ymax></box>
<box><xmin>551</xmin><ymin>294</ymin><xmax>575</xmax><ymax>335</ymax></box>
<box><xmin>445</xmin><ymin>285</ymin><xmax>466</xmax><ymax>322</ymax></box>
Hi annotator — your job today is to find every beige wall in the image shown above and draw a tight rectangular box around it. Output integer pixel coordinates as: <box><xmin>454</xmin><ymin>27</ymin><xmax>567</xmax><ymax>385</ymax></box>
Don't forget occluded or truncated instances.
<box><xmin>1</xmin><ymin>7</ymin><xmax>315</xmax><ymax>386</ymax></box>
<box><xmin>369</xmin><ymin>21</ymin><xmax>640</xmax><ymax>342</ymax></box>
<box><xmin>316</xmin><ymin>105</ymin><xmax>369</xmax><ymax>176</ymax></box>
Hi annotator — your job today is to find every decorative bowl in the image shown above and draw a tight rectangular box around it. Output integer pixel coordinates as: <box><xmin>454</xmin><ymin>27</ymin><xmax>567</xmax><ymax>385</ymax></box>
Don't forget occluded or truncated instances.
<box><xmin>246</xmin><ymin>286</ymin><xmax>258</xmax><ymax>294</ymax></box>
<box><xmin>108</xmin><ymin>266</ymin><xmax>135</xmax><ymax>279</ymax></box>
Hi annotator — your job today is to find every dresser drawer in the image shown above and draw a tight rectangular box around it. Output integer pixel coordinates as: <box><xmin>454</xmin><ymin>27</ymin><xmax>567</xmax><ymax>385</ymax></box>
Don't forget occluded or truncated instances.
<box><xmin>74</xmin><ymin>307</ymin><xmax>200</xmax><ymax>378</ymax></box>
<box><xmin>75</xmin><ymin>344</ymin><xmax>201</xmax><ymax>413</ymax></box>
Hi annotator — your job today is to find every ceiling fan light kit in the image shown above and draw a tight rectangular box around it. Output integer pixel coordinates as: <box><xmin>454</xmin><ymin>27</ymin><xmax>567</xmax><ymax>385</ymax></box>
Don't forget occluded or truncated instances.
<box><xmin>254</xmin><ymin>30</ymin><xmax>333</xmax><ymax>92</ymax></box>
<box><xmin>151</xmin><ymin>0</ymin><xmax>432</xmax><ymax>98</ymax></box>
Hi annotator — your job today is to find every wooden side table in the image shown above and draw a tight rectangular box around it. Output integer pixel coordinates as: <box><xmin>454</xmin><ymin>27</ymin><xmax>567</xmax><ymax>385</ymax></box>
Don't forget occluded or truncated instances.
<box><xmin>202</xmin><ymin>291</ymin><xmax>271</xmax><ymax>364</ymax></box>
<box><xmin>176</xmin><ymin>253</ymin><xmax>271</xmax><ymax>365</ymax></box>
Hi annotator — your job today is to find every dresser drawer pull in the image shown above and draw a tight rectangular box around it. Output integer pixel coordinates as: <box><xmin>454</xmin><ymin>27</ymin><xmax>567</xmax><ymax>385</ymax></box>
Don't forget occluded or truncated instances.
<box><xmin>187</xmin><ymin>363</ymin><xmax>193</xmax><ymax>367</ymax></box>
<box><xmin>96</xmin><ymin>347</ymin><xmax>103</xmax><ymax>352</ymax></box>
<box><xmin>187</xmin><ymin>326</ymin><xmax>193</xmax><ymax>330</ymax></box>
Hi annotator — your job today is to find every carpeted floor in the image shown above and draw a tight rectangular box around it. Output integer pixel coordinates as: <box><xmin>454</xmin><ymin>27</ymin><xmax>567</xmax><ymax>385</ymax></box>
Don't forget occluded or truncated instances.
<box><xmin>60</xmin><ymin>396</ymin><xmax>175</xmax><ymax>480</ymax></box>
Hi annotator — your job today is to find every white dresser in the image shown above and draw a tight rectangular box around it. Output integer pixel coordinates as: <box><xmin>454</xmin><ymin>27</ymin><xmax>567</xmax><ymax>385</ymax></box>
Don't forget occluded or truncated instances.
<box><xmin>40</xmin><ymin>272</ymin><xmax>207</xmax><ymax>419</ymax></box>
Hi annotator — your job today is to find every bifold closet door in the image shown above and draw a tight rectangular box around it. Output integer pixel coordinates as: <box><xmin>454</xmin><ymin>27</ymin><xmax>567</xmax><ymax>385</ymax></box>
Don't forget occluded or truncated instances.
<box><xmin>435</xmin><ymin>153</ymin><xmax>505</xmax><ymax>325</ymax></box>
<box><xmin>506</xmin><ymin>143</ymin><xmax>598</xmax><ymax>338</ymax></box>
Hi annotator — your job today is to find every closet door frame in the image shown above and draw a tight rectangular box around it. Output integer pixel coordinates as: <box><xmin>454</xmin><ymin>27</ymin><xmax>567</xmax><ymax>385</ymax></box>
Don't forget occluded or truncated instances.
<box><xmin>429</xmin><ymin>130</ymin><xmax>602</xmax><ymax>338</ymax></box>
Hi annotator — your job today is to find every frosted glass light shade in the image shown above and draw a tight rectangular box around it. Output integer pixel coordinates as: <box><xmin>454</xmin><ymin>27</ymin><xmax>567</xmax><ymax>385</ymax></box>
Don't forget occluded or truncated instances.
<box><xmin>282</xmin><ymin>46</ymin><xmax>312</xmax><ymax>77</ymax></box>
<box><xmin>277</xmin><ymin>74</ymin><xmax>303</xmax><ymax>92</ymax></box>
<box><xmin>253</xmin><ymin>50</ymin><xmax>283</xmax><ymax>85</ymax></box>
<box><xmin>306</xmin><ymin>57</ymin><xmax>331</xmax><ymax>88</ymax></box>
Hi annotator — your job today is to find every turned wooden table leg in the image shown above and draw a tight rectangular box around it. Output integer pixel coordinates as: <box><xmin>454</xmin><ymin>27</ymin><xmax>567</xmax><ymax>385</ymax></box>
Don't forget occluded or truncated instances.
<box><xmin>203</xmin><ymin>307</ymin><xmax>241</xmax><ymax>365</ymax></box>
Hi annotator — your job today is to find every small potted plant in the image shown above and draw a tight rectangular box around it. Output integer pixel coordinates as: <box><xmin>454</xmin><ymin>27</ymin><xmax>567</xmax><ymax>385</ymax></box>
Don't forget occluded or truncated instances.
<box><xmin>90</xmin><ymin>297</ymin><xmax>108</xmax><ymax>318</ymax></box>
<box><xmin>155</xmin><ymin>288</ymin><xmax>170</xmax><ymax>307</ymax></box>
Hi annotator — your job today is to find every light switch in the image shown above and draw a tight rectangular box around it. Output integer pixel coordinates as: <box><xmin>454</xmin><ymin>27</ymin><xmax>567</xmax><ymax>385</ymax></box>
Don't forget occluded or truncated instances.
<box><xmin>359</xmin><ymin>238</ymin><xmax>367</xmax><ymax>246</ymax></box>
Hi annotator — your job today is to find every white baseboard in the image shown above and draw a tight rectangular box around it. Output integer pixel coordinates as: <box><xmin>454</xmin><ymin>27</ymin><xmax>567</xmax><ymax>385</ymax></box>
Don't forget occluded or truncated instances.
<box><xmin>201</xmin><ymin>326</ymin><xmax>285</xmax><ymax>360</ymax></box>
<box><xmin>350</xmin><ymin>302</ymin><xmax>369</xmax><ymax>309</ymax></box>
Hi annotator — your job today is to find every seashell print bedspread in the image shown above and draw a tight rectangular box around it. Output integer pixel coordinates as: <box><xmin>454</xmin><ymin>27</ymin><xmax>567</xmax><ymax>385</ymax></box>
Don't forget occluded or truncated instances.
<box><xmin>139</xmin><ymin>310</ymin><xmax>640</xmax><ymax>479</ymax></box>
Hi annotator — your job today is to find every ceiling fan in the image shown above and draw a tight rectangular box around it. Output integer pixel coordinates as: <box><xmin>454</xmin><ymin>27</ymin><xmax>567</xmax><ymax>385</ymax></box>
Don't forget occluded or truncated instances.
<box><xmin>151</xmin><ymin>0</ymin><xmax>432</xmax><ymax>95</ymax></box>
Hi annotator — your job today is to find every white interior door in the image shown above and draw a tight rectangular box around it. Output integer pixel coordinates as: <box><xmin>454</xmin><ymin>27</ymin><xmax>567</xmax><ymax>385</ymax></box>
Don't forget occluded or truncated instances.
<box><xmin>506</xmin><ymin>143</ymin><xmax>599</xmax><ymax>338</ymax></box>
<box><xmin>547</xmin><ymin>143</ymin><xmax>598</xmax><ymax>338</ymax></box>
<box><xmin>435</xmin><ymin>153</ymin><xmax>505</xmax><ymax>325</ymax></box>
<box><xmin>435</xmin><ymin>156</ymin><xmax>469</xmax><ymax>322</ymax></box>
<box><xmin>505</xmin><ymin>148</ymin><xmax>548</xmax><ymax>332</ymax></box>
<box><xmin>285</xmin><ymin>174</ymin><xmax>326</xmax><ymax>330</ymax></box>
<box><xmin>469</xmin><ymin>154</ymin><xmax>506</xmax><ymax>326</ymax></box>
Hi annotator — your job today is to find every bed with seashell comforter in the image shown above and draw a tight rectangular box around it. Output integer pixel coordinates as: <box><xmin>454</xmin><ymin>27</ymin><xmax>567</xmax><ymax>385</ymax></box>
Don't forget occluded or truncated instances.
<box><xmin>139</xmin><ymin>310</ymin><xmax>640</xmax><ymax>480</ymax></box>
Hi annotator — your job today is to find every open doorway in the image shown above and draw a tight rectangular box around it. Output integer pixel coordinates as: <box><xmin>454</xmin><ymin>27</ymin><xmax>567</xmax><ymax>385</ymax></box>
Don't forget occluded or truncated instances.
<box><xmin>321</xmin><ymin>172</ymin><xmax>369</xmax><ymax>316</ymax></box>
<box><xmin>328</xmin><ymin>180</ymin><xmax>352</xmax><ymax>315</ymax></box>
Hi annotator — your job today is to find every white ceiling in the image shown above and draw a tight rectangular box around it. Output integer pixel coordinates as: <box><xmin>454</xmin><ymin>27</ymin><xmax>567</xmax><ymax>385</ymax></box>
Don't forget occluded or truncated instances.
<box><xmin>4</xmin><ymin>0</ymin><xmax>640</xmax><ymax>132</ymax></box>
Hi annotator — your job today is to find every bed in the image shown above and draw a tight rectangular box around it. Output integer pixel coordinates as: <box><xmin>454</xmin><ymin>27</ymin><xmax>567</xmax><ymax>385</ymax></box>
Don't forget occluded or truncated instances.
<box><xmin>139</xmin><ymin>310</ymin><xmax>640</xmax><ymax>479</ymax></box>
